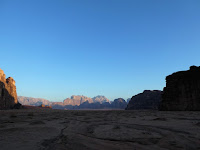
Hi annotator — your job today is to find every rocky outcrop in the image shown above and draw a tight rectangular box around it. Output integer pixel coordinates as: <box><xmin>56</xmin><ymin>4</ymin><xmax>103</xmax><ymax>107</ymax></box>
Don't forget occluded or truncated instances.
<box><xmin>160</xmin><ymin>66</ymin><xmax>200</xmax><ymax>111</ymax></box>
<box><xmin>126</xmin><ymin>90</ymin><xmax>162</xmax><ymax>110</ymax></box>
<box><xmin>0</xmin><ymin>68</ymin><xmax>20</xmax><ymax>109</ymax></box>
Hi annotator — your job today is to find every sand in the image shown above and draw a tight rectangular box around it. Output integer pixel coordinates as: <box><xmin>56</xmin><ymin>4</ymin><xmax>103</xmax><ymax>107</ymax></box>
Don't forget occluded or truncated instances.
<box><xmin>0</xmin><ymin>109</ymin><xmax>200</xmax><ymax>150</ymax></box>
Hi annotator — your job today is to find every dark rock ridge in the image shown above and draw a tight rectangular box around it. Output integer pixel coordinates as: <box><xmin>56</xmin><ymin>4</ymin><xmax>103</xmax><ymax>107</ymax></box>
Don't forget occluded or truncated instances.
<box><xmin>0</xmin><ymin>68</ymin><xmax>20</xmax><ymax>109</ymax></box>
<box><xmin>160</xmin><ymin>66</ymin><xmax>200</xmax><ymax>111</ymax></box>
<box><xmin>126</xmin><ymin>90</ymin><xmax>162</xmax><ymax>110</ymax></box>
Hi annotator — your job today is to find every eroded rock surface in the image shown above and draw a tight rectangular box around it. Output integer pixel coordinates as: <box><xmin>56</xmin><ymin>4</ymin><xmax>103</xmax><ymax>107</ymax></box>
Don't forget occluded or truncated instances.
<box><xmin>0</xmin><ymin>68</ymin><xmax>19</xmax><ymax>109</ymax></box>
<box><xmin>160</xmin><ymin>66</ymin><xmax>200</xmax><ymax>111</ymax></box>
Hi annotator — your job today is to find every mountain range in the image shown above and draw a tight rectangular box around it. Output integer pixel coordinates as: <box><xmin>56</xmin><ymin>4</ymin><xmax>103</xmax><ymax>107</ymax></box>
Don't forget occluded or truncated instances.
<box><xmin>18</xmin><ymin>95</ymin><xmax>127</xmax><ymax>109</ymax></box>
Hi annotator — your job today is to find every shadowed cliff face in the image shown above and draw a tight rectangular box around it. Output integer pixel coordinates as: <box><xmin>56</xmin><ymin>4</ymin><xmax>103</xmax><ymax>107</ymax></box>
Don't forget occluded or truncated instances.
<box><xmin>160</xmin><ymin>66</ymin><xmax>200</xmax><ymax>111</ymax></box>
<box><xmin>0</xmin><ymin>68</ymin><xmax>19</xmax><ymax>109</ymax></box>
<box><xmin>0</xmin><ymin>81</ymin><xmax>18</xmax><ymax>109</ymax></box>
<box><xmin>126</xmin><ymin>90</ymin><xmax>162</xmax><ymax>110</ymax></box>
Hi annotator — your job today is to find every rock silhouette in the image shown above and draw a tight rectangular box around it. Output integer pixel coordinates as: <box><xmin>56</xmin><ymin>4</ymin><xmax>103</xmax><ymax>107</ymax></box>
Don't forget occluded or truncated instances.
<box><xmin>160</xmin><ymin>66</ymin><xmax>200</xmax><ymax>111</ymax></box>
<box><xmin>126</xmin><ymin>90</ymin><xmax>162</xmax><ymax>110</ymax></box>
<box><xmin>0</xmin><ymin>68</ymin><xmax>20</xmax><ymax>109</ymax></box>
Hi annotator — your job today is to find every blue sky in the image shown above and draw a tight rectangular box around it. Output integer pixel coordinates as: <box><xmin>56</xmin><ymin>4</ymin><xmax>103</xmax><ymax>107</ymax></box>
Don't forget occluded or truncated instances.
<box><xmin>0</xmin><ymin>0</ymin><xmax>200</xmax><ymax>101</ymax></box>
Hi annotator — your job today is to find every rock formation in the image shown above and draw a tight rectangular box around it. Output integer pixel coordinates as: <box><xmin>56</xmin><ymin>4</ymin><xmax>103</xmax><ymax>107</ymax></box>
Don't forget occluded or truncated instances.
<box><xmin>0</xmin><ymin>68</ymin><xmax>20</xmax><ymax>109</ymax></box>
<box><xmin>126</xmin><ymin>90</ymin><xmax>162</xmax><ymax>110</ymax></box>
<box><xmin>160</xmin><ymin>66</ymin><xmax>200</xmax><ymax>111</ymax></box>
<box><xmin>111</xmin><ymin>98</ymin><xmax>127</xmax><ymax>109</ymax></box>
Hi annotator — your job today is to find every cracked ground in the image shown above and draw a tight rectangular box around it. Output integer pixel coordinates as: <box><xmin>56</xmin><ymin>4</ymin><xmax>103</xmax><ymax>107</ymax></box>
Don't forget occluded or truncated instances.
<box><xmin>0</xmin><ymin>109</ymin><xmax>200</xmax><ymax>150</ymax></box>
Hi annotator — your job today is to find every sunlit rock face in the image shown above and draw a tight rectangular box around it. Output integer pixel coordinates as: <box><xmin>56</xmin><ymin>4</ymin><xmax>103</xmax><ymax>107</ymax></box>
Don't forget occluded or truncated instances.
<box><xmin>63</xmin><ymin>95</ymin><xmax>93</xmax><ymax>106</ymax></box>
<box><xmin>0</xmin><ymin>68</ymin><xmax>19</xmax><ymax>109</ymax></box>
<box><xmin>160</xmin><ymin>66</ymin><xmax>200</xmax><ymax>111</ymax></box>
<box><xmin>126</xmin><ymin>90</ymin><xmax>162</xmax><ymax>110</ymax></box>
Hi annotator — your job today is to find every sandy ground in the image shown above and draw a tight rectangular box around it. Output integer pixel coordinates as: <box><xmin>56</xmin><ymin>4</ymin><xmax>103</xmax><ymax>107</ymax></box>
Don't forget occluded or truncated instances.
<box><xmin>0</xmin><ymin>109</ymin><xmax>200</xmax><ymax>150</ymax></box>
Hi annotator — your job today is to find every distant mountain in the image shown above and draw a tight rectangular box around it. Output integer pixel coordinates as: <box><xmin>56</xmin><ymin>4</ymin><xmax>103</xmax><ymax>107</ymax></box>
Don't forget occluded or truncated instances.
<box><xmin>63</xmin><ymin>95</ymin><xmax>93</xmax><ymax>106</ymax></box>
<box><xmin>18</xmin><ymin>96</ymin><xmax>51</xmax><ymax>106</ymax></box>
<box><xmin>111</xmin><ymin>98</ymin><xmax>127</xmax><ymax>109</ymax></box>
<box><xmin>18</xmin><ymin>95</ymin><xmax>128</xmax><ymax>110</ymax></box>
<box><xmin>62</xmin><ymin>95</ymin><xmax>110</xmax><ymax>106</ymax></box>
<box><xmin>92</xmin><ymin>95</ymin><xmax>110</xmax><ymax>103</ymax></box>
<box><xmin>127</xmin><ymin>98</ymin><xmax>131</xmax><ymax>103</ymax></box>
<box><xmin>126</xmin><ymin>90</ymin><xmax>162</xmax><ymax>110</ymax></box>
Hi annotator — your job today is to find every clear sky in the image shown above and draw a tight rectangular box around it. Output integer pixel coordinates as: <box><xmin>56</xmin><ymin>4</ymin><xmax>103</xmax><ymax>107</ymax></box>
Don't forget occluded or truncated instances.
<box><xmin>0</xmin><ymin>0</ymin><xmax>200</xmax><ymax>102</ymax></box>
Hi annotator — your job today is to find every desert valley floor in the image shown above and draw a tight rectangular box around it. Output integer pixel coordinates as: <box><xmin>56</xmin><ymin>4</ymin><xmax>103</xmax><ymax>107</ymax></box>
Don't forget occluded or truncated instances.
<box><xmin>0</xmin><ymin>109</ymin><xmax>200</xmax><ymax>150</ymax></box>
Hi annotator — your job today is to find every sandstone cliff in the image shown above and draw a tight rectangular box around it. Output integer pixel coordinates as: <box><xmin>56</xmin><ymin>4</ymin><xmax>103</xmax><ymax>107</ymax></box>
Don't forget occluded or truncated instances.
<box><xmin>160</xmin><ymin>66</ymin><xmax>200</xmax><ymax>111</ymax></box>
<box><xmin>126</xmin><ymin>90</ymin><xmax>162</xmax><ymax>110</ymax></box>
<box><xmin>0</xmin><ymin>68</ymin><xmax>19</xmax><ymax>109</ymax></box>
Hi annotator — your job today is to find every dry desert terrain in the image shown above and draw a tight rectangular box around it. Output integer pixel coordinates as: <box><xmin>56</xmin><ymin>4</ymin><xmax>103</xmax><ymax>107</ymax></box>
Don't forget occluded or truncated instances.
<box><xmin>0</xmin><ymin>109</ymin><xmax>200</xmax><ymax>150</ymax></box>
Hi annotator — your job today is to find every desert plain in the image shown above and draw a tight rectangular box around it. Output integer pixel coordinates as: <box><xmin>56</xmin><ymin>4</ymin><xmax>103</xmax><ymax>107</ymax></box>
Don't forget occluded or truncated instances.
<box><xmin>0</xmin><ymin>109</ymin><xmax>200</xmax><ymax>150</ymax></box>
